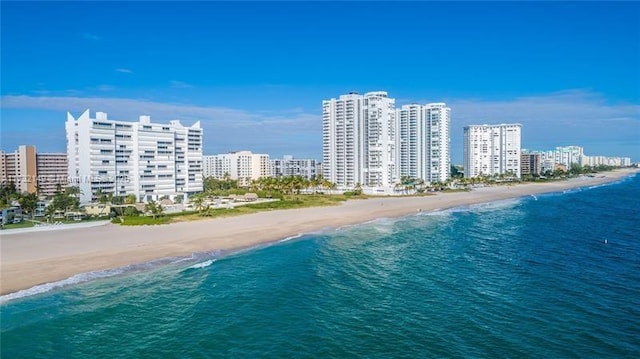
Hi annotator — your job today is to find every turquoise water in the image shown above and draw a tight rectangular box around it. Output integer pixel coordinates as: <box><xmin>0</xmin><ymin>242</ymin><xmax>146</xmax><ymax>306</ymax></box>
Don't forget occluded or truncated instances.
<box><xmin>2</xmin><ymin>175</ymin><xmax>639</xmax><ymax>358</ymax></box>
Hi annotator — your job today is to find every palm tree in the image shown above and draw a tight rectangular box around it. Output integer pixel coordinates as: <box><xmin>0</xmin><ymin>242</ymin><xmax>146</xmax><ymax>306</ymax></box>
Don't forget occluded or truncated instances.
<box><xmin>353</xmin><ymin>182</ymin><xmax>363</xmax><ymax>195</ymax></box>
<box><xmin>192</xmin><ymin>195</ymin><xmax>205</xmax><ymax>215</ymax></box>
<box><xmin>45</xmin><ymin>204</ymin><xmax>56</xmax><ymax>223</ymax></box>
<box><xmin>145</xmin><ymin>199</ymin><xmax>163</xmax><ymax>219</ymax></box>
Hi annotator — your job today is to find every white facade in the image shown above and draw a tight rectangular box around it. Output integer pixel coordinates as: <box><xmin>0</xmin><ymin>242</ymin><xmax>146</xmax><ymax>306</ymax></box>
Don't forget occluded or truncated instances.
<box><xmin>463</xmin><ymin>124</ymin><xmax>522</xmax><ymax>178</ymax></box>
<box><xmin>322</xmin><ymin>92</ymin><xmax>363</xmax><ymax>189</ymax></box>
<box><xmin>323</xmin><ymin>91</ymin><xmax>452</xmax><ymax>191</ymax></box>
<box><xmin>322</xmin><ymin>91</ymin><xmax>398</xmax><ymax>190</ymax></box>
<box><xmin>582</xmin><ymin>155</ymin><xmax>632</xmax><ymax>167</ymax></box>
<box><xmin>203</xmin><ymin>151</ymin><xmax>270</xmax><ymax>186</ymax></box>
<box><xmin>270</xmin><ymin>155</ymin><xmax>320</xmax><ymax>179</ymax></box>
<box><xmin>526</xmin><ymin>146</ymin><xmax>632</xmax><ymax>170</ymax></box>
<box><xmin>554</xmin><ymin>146</ymin><xmax>584</xmax><ymax>167</ymax></box>
<box><xmin>66</xmin><ymin>110</ymin><xmax>203</xmax><ymax>203</ymax></box>
<box><xmin>397</xmin><ymin>103</ymin><xmax>450</xmax><ymax>183</ymax></box>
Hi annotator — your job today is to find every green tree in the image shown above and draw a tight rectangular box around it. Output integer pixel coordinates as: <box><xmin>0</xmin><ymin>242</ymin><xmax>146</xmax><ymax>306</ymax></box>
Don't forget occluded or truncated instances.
<box><xmin>125</xmin><ymin>194</ymin><xmax>137</xmax><ymax>204</ymax></box>
<box><xmin>144</xmin><ymin>200</ymin><xmax>164</xmax><ymax>219</ymax></box>
<box><xmin>192</xmin><ymin>195</ymin><xmax>205</xmax><ymax>215</ymax></box>
<box><xmin>353</xmin><ymin>182</ymin><xmax>363</xmax><ymax>196</ymax></box>
<box><xmin>45</xmin><ymin>204</ymin><xmax>56</xmax><ymax>223</ymax></box>
<box><xmin>18</xmin><ymin>193</ymin><xmax>38</xmax><ymax>218</ymax></box>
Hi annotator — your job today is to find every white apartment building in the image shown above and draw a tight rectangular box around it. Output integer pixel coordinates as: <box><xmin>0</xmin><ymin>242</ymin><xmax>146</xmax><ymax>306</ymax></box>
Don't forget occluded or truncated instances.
<box><xmin>526</xmin><ymin>146</ymin><xmax>632</xmax><ymax>171</ymax></box>
<box><xmin>582</xmin><ymin>156</ymin><xmax>632</xmax><ymax>167</ymax></box>
<box><xmin>270</xmin><ymin>155</ymin><xmax>320</xmax><ymax>179</ymax></box>
<box><xmin>554</xmin><ymin>146</ymin><xmax>584</xmax><ymax>167</ymax></box>
<box><xmin>463</xmin><ymin>124</ymin><xmax>522</xmax><ymax>178</ymax></box>
<box><xmin>322</xmin><ymin>92</ymin><xmax>363</xmax><ymax>189</ymax></box>
<box><xmin>397</xmin><ymin>103</ymin><xmax>450</xmax><ymax>183</ymax></box>
<box><xmin>203</xmin><ymin>151</ymin><xmax>270</xmax><ymax>186</ymax></box>
<box><xmin>322</xmin><ymin>91</ymin><xmax>398</xmax><ymax>190</ymax></box>
<box><xmin>66</xmin><ymin>110</ymin><xmax>203</xmax><ymax>203</ymax></box>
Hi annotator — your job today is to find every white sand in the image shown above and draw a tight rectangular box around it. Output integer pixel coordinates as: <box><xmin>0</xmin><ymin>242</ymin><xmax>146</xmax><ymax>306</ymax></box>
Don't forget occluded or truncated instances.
<box><xmin>1</xmin><ymin>169</ymin><xmax>637</xmax><ymax>295</ymax></box>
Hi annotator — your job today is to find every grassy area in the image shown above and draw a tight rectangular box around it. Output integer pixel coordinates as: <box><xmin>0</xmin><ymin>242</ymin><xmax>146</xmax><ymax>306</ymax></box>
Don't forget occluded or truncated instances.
<box><xmin>1</xmin><ymin>220</ymin><xmax>36</xmax><ymax>230</ymax></box>
<box><xmin>114</xmin><ymin>194</ymin><xmax>363</xmax><ymax>226</ymax></box>
<box><xmin>114</xmin><ymin>216</ymin><xmax>171</xmax><ymax>226</ymax></box>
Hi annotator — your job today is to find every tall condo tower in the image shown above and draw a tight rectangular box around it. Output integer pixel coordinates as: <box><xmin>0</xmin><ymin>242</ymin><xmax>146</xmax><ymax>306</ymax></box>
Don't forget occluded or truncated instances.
<box><xmin>322</xmin><ymin>91</ymin><xmax>397</xmax><ymax>189</ymax></box>
<box><xmin>396</xmin><ymin>103</ymin><xmax>451</xmax><ymax>183</ymax></box>
<box><xmin>463</xmin><ymin>123</ymin><xmax>522</xmax><ymax>178</ymax></box>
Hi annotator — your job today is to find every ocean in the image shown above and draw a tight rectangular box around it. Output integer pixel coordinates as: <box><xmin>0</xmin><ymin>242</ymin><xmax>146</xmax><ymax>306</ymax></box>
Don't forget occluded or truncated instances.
<box><xmin>2</xmin><ymin>174</ymin><xmax>639</xmax><ymax>358</ymax></box>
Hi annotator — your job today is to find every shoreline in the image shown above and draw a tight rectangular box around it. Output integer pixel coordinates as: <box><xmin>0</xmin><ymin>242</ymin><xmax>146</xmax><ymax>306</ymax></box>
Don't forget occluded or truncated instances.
<box><xmin>1</xmin><ymin>168</ymin><xmax>638</xmax><ymax>298</ymax></box>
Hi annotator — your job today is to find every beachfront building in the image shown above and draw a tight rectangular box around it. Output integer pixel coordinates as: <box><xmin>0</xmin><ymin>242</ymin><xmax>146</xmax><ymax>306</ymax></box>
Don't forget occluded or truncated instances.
<box><xmin>203</xmin><ymin>151</ymin><xmax>270</xmax><ymax>186</ymax></box>
<box><xmin>1</xmin><ymin>145</ymin><xmax>67</xmax><ymax>196</ymax></box>
<box><xmin>270</xmin><ymin>155</ymin><xmax>320</xmax><ymax>179</ymax></box>
<box><xmin>526</xmin><ymin>146</ymin><xmax>632</xmax><ymax>171</ymax></box>
<box><xmin>36</xmin><ymin>152</ymin><xmax>68</xmax><ymax>196</ymax></box>
<box><xmin>322</xmin><ymin>91</ymin><xmax>398</xmax><ymax>192</ymax></box>
<box><xmin>1</xmin><ymin>145</ymin><xmax>37</xmax><ymax>194</ymax></box>
<box><xmin>582</xmin><ymin>155</ymin><xmax>632</xmax><ymax>167</ymax></box>
<box><xmin>396</xmin><ymin>103</ymin><xmax>451</xmax><ymax>183</ymax></box>
<box><xmin>554</xmin><ymin>146</ymin><xmax>584</xmax><ymax>167</ymax></box>
<box><xmin>520</xmin><ymin>153</ymin><xmax>542</xmax><ymax>176</ymax></box>
<box><xmin>463</xmin><ymin>124</ymin><xmax>522</xmax><ymax>178</ymax></box>
<box><xmin>66</xmin><ymin>110</ymin><xmax>203</xmax><ymax>203</ymax></box>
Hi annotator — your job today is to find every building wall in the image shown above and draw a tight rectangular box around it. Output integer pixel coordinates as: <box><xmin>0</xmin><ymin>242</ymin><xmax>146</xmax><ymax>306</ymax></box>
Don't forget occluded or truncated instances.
<box><xmin>36</xmin><ymin>153</ymin><xmax>68</xmax><ymax>196</ymax></box>
<box><xmin>362</xmin><ymin>91</ymin><xmax>397</xmax><ymax>188</ymax></box>
<box><xmin>464</xmin><ymin>124</ymin><xmax>522</xmax><ymax>178</ymax></box>
<box><xmin>270</xmin><ymin>155</ymin><xmax>320</xmax><ymax>179</ymax></box>
<box><xmin>520</xmin><ymin>153</ymin><xmax>541</xmax><ymax>176</ymax></box>
<box><xmin>322</xmin><ymin>92</ymin><xmax>363</xmax><ymax>188</ymax></box>
<box><xmin>203</xmin><ymin>151</ymin><xmax>270</xmax><ymax>186</ymax></box>
<box><xmin>1</xmin><ymin>147</ymin><xmax>67</xmax><ymax>196</ymax></box>
<box><xmin>66</xmin><ymin>109</ymin><xmax>203</xmax><ymax>203</ymax></box>
<box><xmin>396</xmin><ymin>103</ymin><xmax>451</xmax><ymax>184</ymax></box>
<box><xmin>1</xmin><ymin>145</ymin><xmax>37</xmax><ymax>194</ymax></box>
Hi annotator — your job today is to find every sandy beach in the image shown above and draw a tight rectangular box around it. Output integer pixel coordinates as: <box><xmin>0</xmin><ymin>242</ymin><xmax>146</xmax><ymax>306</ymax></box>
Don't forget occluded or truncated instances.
<box><xmin>1</xmin><ymin>168</ymin><xmax>638</xmax><ymax>296</ymax></box>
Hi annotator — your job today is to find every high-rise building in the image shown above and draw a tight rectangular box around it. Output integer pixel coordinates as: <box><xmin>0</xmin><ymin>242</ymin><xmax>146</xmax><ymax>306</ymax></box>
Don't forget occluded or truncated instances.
<box><xmin>1</xmin><ymin>145</ymin><xmax>37</xmax><ymax>194</ymax></box>
<box><xmin>396</xmin><ymin>103</ymin><xmax>450</xmax><ymax>183</ymax></box>
<box><xmin>270</xmin><ymin>155</ymin><xmax>320</xmax><ymax>179</ymax></box>
<box><xmin>322</xmin><ymin>92</ymin><xmax>363</xmax><ymax>189</ymax></box>
<box><xmin>323</xmin><ymin>91</ymin><xmax>451</xmax><ymax>191</ymax></box>
<box><xmin>1</xmin><ymin>145</ymin><xmax>67</xmax><ymax>196</ymax></box>
<box><xmin>203</xmin><ymin>151</ymin><xmax>270</xmax><ymax>186</ymax></box>
<box><xmin>322</xmin><ymin>91</ymin><xmax>398</xmax><ymax>189</ymax></box>
<box><xmin>66</xmin><ymin>109</ymin><xmax>203</xmax><ymax>203</ymax></box>
<box><xmin>36</xmin><ymin>152</ymin><xmax>68</xmax><ymax>196</ymax></box>
<box><xmin>463</xmin><ymin>124</ymin><xmax>522</xmax><ymax>178</ymax></box>
<box><xmin>520</xmin><ymin>153</ymin><xmax>541</xmax><ymax>176</ymax></box>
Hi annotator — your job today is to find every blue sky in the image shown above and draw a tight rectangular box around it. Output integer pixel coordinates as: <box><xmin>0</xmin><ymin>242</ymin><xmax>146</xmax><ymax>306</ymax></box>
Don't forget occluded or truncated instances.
<box><xmin>1</xmin><ymin>1</ymin><xmax>639</xmax><ymax>163</ymax></box>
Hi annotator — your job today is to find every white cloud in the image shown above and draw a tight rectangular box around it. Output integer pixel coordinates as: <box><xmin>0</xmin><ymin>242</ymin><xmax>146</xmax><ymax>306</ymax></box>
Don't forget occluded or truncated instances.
<box><xmin>1</xmin><ymin>90</ymin><xmax>637</xmax><ymax>160</ymax></box>
<box><xmin>169</xmin><ymin>80</ymin><xmax>194</xmax><ymax>89</ymax></box>
<box><xmin>115</xmin><ymin>68</ymin><xmax>133</xmax><ymax>74</ymax></box>
<box><xmin>82</xmin><ymin>33</ymin><xmax>100</xmax><ymax>41</ymax></box>
<box><xmin>0</xmin><ymin>95</ymin><xmax>321</xmax><ymax>155</ymax></box>
<box><xmin>96</xmin><ymin>85</ymin><xmax>116</xmax><ymax>92</ymax></box>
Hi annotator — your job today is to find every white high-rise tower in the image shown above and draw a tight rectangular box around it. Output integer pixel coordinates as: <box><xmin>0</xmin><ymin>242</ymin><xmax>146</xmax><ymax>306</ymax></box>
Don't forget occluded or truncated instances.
<box><xmin>396</xmin><ymin>103</ymin><xmax>451</xmax><ymax>183</ymax></box>
<box><xmin>463</xmin><ymin>123</ymin><xmax>521</xmax><ymax>178</ymax></box>
<box><xmin>322</xmin><ymin>91</ymin><xmax>397</xmax><ymax>190</ymax></box>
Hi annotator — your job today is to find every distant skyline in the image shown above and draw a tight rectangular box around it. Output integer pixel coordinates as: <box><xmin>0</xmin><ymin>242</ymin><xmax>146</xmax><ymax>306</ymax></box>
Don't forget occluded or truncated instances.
<box><xmin>1</xmin><ymin>1</ymin><xmax>638</xmax><ymax>163</ymax></box>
